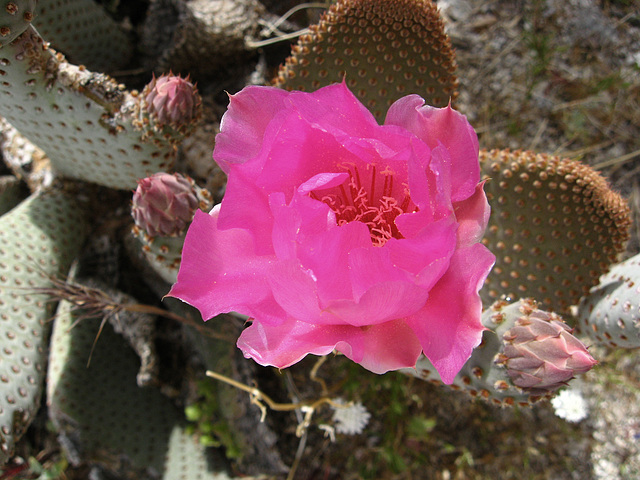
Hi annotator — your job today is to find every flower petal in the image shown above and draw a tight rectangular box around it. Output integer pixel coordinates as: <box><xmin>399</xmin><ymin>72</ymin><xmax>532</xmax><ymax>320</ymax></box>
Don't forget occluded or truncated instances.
<box><xmin>453</xmin><ymin>181</ymin><xmax>491</xmax><ymax>247</ymax></box>
<box><xmin>237</xmin><ymin>318</ymin><xmax>339</xmax><ymax>369</ymax></box>
<box><xmin>387</xmin><ymin>217</ymin><xmax>457</xmax><ymax>289</ymax></box>
<box><xmin>214</xmin><ymin>86</ymin><xmax>290</xmax><ymax>172</ymax></box>
<box><xmin>404</xmin><ymin>243</ymin><xmax>496</xmax><ymax>383</ymax></box>
<box><xmin>286</xmin><ymin>81</ymin><xmax>380</xmax><ymax>137</ymax></box>
<box><xmin>336</xmin><ymin>319</ymin><xmax>423</xmax><ymax>374</ymax></box>
<box><xmin>326</xmin><ymin>281</ymin><xmax>429</xmax><ymax>326</ymax></box>
<box><xmin>385</xmin><ymin>96</ymin><xmax>479</xmax><ymax>202</ymax></box>
<box><xmin>238</xmin><ymin>316</ymin><xmax>422</xmax><ymax>374</ymax></box>
<box><xmin>168</xmin><ymin>208</ymin><xmax>286</xmax><ymax>325</ymax></box>
<box><xmin>266</xmin><ymin>259</ymin><xmax>322</xmax><ymax>322</ymax></box>
<box><xmin>215</xmin><ymin>170</ymin><xmax>274</xmax><ymax>255</ymax></box>
<box><xmin>296</xmin><ymin>221</ymin><xmax>372</xmax><ymax>305</ymax></box>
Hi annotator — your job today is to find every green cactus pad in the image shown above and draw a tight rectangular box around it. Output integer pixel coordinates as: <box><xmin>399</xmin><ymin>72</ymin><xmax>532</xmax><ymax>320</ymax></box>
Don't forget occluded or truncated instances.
<box><xmin>133</xmin><ymin>231</ymin><xmax>184</xmax><ymax>284</ymax></box>
<box><xmin>33</xmin><ymin>0</ymin><xmax>133</xmax><ymax>72</ymax></box>
<box><xmin>480</xmin><ymin>149</ymin><xmax>630</xmax><ymax>314</ymax></box>
<box><xmin>577</xmin><ymin>253</ymin><xmax>640</xmax><ymax>348</ymax></box>
<box><xmin>0</xmin><ymin>0</ymin><xmax>35</xmax><ymax>47</ymax></box>
<box><xmin>0</xmin><ymin>27</ymin><xmax>179</xmax><ymax>190</ymax></box>
<box><xmin>273</xmin><ymin>0</ymin><xmax>458</xmax><ymax>122</ymax></box>
<box><xmin>47</xmin><ymin>298</ymin><xmax>235</xmax><ymax>479</ymax></box>
<box><xmin>407</xmin><ymin>299</ymin><xmax>584</xmax><ymax>407</ymax></box>
<box><xmin>0</xmin><ymin>187</ymin><xmax>89</xmax><ymax>464</ymax></box>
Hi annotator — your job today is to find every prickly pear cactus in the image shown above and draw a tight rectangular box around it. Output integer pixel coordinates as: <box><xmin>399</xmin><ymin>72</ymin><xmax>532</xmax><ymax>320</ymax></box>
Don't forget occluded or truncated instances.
<box><xmin>0</xmin><ymin>0</ymin><xmax>35</xmax><ymax>47</ymax></box>
<box><xmin>0</xmin><ymin>186</ymin><xmax>89</xmax><ymax>464</ymax></box>
<box><xmin>273</xmin><ymin>0</ymin><xmax>459</xmax><ymax>121</ymax></box>
<box><xmin>47</xmin><ymin>298</ymin><xmax>234</xmax><ymax>479</ymax></box>
<box><xmin>406</xmin><ymin>298</ymin><xmax>597</xmax><ymax>406</ymax></box>
<box><xmin>577</xmin><ymin>253</ymin><xmax>640</xmax><ymax>348</ymax></box>
<box><xmin>0</xmin><ymin>27</ymin><xmax>199</xmax><ymax>190</ymax></box>
<box><xmin>480</xmin><ymin>149</ymin><xmax>631</xmax><ymax>314</ymax></box>
<box><xmin>33</xmin><ymin>0</ymin><xmax>133</xmax><ymax>72</ymax></box>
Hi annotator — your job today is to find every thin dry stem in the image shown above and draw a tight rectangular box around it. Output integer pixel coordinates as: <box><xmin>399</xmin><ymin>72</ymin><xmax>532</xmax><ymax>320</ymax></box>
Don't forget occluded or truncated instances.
<box><xmin>33</xmin><ymin>275</ymin><xmax>235</xmax><ymax>343</ymax></box>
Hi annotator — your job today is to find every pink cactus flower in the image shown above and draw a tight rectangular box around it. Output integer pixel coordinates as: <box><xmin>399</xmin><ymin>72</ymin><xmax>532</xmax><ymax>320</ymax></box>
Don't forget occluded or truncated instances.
<box><xmin>169</xmin><ymin>82</ymin><xmax>495</xmax><ymax>383</ymax></box>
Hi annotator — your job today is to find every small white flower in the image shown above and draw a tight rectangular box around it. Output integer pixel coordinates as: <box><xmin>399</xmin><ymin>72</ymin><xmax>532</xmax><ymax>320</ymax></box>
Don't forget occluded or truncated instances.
<box><xmin>551</xmin><ymin>388</ymin><xmax>589</xmax><ymax>423</ymax></box>
<box><xmin>331</xmin><ymin>398</ymin><xmax>371</xmax><ymax>435</ymax></box>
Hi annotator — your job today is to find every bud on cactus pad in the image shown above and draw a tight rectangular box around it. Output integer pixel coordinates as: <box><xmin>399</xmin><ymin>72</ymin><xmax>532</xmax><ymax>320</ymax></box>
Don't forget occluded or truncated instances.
<box><xmin>406</xmin><ymin>299</ymin><xmax>596</xmax><ymax>406</ymax></box>
<box><xmin>131</xmin><ymin>173</ymin><xmax>213</xmax><ymax>283</ymax></box>
<box><xmin>132</xmin><ymin>172</ymin><xmax>212</xmax><ymax>238</ymax></box>
<box><xmin>497</xmin><ymin>306</ymin><xmax>597</xmax><ymax>395</ymax></box>
<box><xmin>136</xmin><ymin>73</ymin><xmax>202</xmax><ymax>144</ymax></box>
<box><xmin>273</xmin><ymin>0</ymin><xmax>458</xmax><ymax>122</ymax></box>
<box><xmin>577</xmin><ymin>252</ymin><xmax>640</xmax><ymax>349</ymax></box>
<box><xmin>480</xmin><ymin>149</ymin><xmax>630</xmax><ymax>314</ymax></box>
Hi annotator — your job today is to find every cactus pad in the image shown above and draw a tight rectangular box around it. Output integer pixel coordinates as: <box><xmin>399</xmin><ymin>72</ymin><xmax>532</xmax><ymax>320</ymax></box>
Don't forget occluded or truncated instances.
<box><xmin>480</xmin><ymin>149</ymin><xmax>630</xmax><ymax>314</ymax></box>
<box><xmin>132</xmin><ymin>232</ymin><xmax>185</xmax><ymax>284</ymax></box>
<box><xmin>0</xmin><ymin>0</ymin><xmax>35</xmax><ymax>47</ymax></box>
<box><xmin>33</xmin><ymin>0</ymin><xmax>133</xmax><ymax>72</ymax></box>
<box><xmin>141</xmin><ymin>0</ymin><xmax>265</xmax><ymax>80</ymax></box>
<box><xmin>578</xmin><ymin>253</ymin><xmax>640</xmax><ymax>348</ymax></box>
<box><xmin>273</xmin><ymin>0</ymin><xmax>458</xmax><ymax>122</ymax></box>
<box><xmin>0</xmin><ymin>187</ymin><xmax>89</xmax><ymax>464</ymax></box>
<box><xmin>47</xmin><ymin>298</ymin><xmax>234</xmax><ymax>479</ymax></box>
<box><xmin>0</xmin><ymin>27</ymin><xmax>179</xmax><ymax>190</ymax></box>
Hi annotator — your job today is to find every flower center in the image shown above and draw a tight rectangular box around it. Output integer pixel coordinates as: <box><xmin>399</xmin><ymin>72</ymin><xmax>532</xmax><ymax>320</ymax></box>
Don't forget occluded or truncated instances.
<box><xmin>312</xmin><ymin>165</ymin><xmax>416</xmax><ymax>247</ymax></box>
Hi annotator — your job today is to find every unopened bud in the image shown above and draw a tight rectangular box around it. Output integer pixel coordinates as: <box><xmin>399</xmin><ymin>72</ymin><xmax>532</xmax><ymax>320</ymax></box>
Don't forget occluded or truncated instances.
<box><xmin>498</xmin><ymin>309</ymin><xmax>597</xmax><ymax>393</ymax></box>
<box><xmin>132</xmin><ymin>172</ymin><xmax>210</xmax><ymax>237</ymax></box>
<box><xmin>144</xmin><ymin>74</ymin><xmax>201</xmax><ymax>127</ymax></box>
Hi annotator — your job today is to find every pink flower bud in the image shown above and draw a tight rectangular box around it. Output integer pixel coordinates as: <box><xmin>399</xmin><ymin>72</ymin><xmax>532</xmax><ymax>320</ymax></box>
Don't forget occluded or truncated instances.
<box><xmin>144</xmin><ymin>74</ymin><xmax>200</xmax><ymax>127</ymax></box>
<box><xmin>498</xmin><ymin>310</ymin><xmax>597</xmax><ymax>393</ymax></box>
<box><xmin>132</xmin><ymin>172</ymin><xmax>200</xmax><ymax>237</ymax></box>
